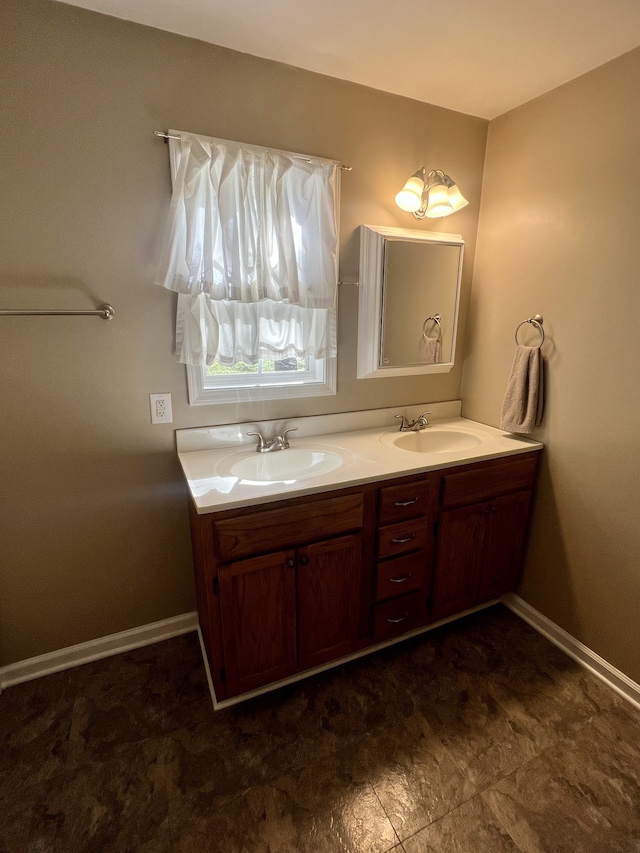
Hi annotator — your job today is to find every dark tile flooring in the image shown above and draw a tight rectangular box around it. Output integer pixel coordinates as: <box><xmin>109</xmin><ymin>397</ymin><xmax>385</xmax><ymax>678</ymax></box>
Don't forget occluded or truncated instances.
<box><xmin>2</xmin><ymin>604</ymin><xmax>640</xmax><ymax>852</ymax></box>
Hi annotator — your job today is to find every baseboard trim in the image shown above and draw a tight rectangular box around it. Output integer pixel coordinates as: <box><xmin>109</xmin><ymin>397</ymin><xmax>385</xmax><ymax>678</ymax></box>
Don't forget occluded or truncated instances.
<box><xmin>5</xmin><ymin>598</ymin><xmax>640</xmax><ymax>713</ymax></box>
<box><xmin>0</xmin><ymin>612</ymin><xmax>199</xmax><ymax>691</ymax></box>
<box><xmin>502</xmin><ymin>593</ymin><xmax>640</xmax><ymax>711</ymax></box>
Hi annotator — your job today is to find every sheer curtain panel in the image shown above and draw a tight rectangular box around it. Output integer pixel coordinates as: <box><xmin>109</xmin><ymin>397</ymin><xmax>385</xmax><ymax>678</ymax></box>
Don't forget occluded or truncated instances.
<box><xmin>155</xmin><ymin>131</ymin><xmax>339</xmax><ymax>366</ymax></box>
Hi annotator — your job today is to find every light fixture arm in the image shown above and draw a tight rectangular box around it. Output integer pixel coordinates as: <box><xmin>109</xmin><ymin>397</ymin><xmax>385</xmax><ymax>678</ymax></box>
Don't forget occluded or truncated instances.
<box><xmin>414</xmin><ymin>170</ymin><xmax>448</xmax><ymax>220</ymax></box>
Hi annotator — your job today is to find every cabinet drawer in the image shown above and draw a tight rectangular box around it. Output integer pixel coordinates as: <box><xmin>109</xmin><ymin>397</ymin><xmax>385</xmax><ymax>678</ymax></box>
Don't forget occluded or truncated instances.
<box><xmin>378</xmin><ymin>518</ymin><xmax>428</xmax><ymax>559</ymax></box>
<box><xmin>378</xmin><ymin>479</ymin><xmax>433</xmax><ymax>524</ymax></box>
<box><xmin>214</xmin><ymin>493</ymin><xmax>364</xmax><ymax>561</ymax></box>
<box><xmin>373</xmin><ymin>592</ymin><xmax>423</xmax><ymax>641</ymax></box>
<box><xmin>376</xmin><ymin>553</ymin><xmax>423</xmax><ymax>602</ymax></box>
<box><xmin>441</xmin><ymin>453</ymin><xmax>538</xmax><ymax>508</ymax></box>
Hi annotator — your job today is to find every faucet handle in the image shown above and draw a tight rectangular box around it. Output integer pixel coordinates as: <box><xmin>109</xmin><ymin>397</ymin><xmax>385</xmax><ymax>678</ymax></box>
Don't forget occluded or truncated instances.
<box><xmin>247</xmin><ymin>431</ymin><xmax>267</xmax><ymax>451</ymax></box>
<box><xmin>280</xmin><ymin>427</ymin><xmax>299</xmax><ymax>448</ymax></box>
<box><xmin>418</xmin><ymin>410</ymin><xmax>432</xmax><ymax>422</ymax></box>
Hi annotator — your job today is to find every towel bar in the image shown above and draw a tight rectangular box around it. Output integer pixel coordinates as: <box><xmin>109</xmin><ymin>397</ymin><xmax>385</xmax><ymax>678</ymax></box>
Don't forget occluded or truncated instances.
<box><xmin>0</xmin><ymin>304</ymin><xmax>115</xmax><ymax>319</ymax></box>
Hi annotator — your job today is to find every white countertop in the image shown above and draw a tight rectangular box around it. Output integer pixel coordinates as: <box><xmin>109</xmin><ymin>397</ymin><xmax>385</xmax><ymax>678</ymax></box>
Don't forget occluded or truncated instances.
<box><xmin>178</xmin><ymin>414</ymin><xmax>542</xmax><ymax>514</ymax></box>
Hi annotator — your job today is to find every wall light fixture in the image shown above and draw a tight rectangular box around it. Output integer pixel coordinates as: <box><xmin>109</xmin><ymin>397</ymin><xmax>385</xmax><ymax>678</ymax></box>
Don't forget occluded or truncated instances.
<box><xmin>395</xmin><ymin>168</ymin><xmax>468</xmax><ymax>219</ymax></box>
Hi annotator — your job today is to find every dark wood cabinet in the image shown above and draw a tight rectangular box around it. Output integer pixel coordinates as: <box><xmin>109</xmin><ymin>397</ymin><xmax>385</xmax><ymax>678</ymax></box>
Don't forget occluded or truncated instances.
<box><xmin>430</xmin><ymin>454</ymin><xmax>538</xmax><ymax>621</ymax></box>
<box><xmin>475</xmin><ymin>490</ymin><xmax>532</xmax><ymax>601</ymax></box>
<box><xmin>190</xmin><ymin>487</ymin><xmax>368</xmax><ymax>701</ymax></box>
<box><xmin>430</xmin><ymin>502</ymin><xmax>483</xmax><ymax>619</ymax></box>
<box><xmin>218</xmin><ymin>550</ymin><xmax>297</xmax><ymax>696</ymax></box>
<box><xmin>373</xmin><ymin>474</ymin><xmax>438</xmax><ymax>640</ymax></box>
<box><xmin>218</xmin><ymin>533</ymin><xmax>363</xmax><ymax>695</ymax></box>
<box><xmin>297</xmin><ymin>534</ymin><xmax>362</xmax><ymax>671</ymax></box>
<box><xmin>188</xmin><ymin>449</ymin><xmax>539</xmax><ymax>705</ymax></box>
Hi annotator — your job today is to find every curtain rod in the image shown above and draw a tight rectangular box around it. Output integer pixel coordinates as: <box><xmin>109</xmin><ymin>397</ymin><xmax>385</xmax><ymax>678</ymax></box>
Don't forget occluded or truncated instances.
<box><xmin>153</xmin><ymin>130</ymin><xmax>352</xmax><ymax>171</ymax></box>
<box><xmin>0</xmin><ymin>304</ymin><xmax>115</xmax><ymax>319</ymax></box>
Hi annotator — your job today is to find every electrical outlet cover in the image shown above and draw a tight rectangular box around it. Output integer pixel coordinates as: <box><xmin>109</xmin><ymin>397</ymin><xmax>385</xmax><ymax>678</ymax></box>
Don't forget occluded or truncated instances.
<box><xmin>150</xmin><ymin>393</ymin><xmax>173</xmax><ymax>424</ymax></box>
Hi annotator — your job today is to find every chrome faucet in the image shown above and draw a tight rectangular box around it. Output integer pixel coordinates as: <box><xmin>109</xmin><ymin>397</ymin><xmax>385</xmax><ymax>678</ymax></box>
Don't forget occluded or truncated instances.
<box><xmin>395</xmin><ymin>411</ymin><xmax>432</xmax><ymax>432</ymax></box>
<box><xmin>247</xmin><ymin>427</ymin><xmax>298</xmax><ymax>453</ymax></box>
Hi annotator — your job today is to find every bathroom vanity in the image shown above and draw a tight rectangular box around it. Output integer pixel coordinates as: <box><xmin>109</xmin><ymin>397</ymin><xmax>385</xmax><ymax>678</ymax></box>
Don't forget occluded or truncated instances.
<box><xmin>177</xmin><ymin>404</ymin><xmax>541</xmax><ymax>706</ymax></box>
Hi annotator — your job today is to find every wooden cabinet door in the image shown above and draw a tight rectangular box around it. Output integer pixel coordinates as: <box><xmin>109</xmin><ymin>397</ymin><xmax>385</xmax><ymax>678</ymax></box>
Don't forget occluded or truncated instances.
<box><xmin>297</xmin><ymin>534</ymin><xmax>362</xmax><ymax>671</ymax></box>
<box><xmin>430</xmin><ymin>503</ymin><xmax>482</xmax><ymax>620</ymax></box>
<box><xmin>475</xmin><ymin>490</ymin><xmax>532</xmax><ymax>601</ymax></box>
<box><xmin>218</xmin><ymin>550</ymin><xmax>296</xmax><ymax>697</ymax></box>
<box><xmin>431</xmin><ymin>490</ymin><xmax>533</xmax><ymax>621</ymax></box>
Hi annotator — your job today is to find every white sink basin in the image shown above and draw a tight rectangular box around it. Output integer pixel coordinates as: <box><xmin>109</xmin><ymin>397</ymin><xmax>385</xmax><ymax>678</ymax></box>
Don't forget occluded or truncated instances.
<box><xmin>226</xmin><ymin>448</ymin><xmax>344</xmax><ymax>483</ymax></box>
<box><xmin>380</xmin><ymin>428</ymin><xmax>483</xmax><ymax>454</ymax></box>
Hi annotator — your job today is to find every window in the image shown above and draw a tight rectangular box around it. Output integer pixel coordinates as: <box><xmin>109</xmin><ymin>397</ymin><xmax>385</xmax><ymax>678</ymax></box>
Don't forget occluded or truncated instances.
<box><xmin>155</xmin><ymin>130</ymin><xmax>340</xmax><ymax>404</ymax></box>
<box><xmin>187</xmin><ymin>355</ymin><xmax>336</xmax><ymax>405</ymax></box>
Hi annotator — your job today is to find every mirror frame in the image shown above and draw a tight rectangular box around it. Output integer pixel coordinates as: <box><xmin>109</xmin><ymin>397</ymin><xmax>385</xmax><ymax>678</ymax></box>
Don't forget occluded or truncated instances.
<box><xmin>356</xmin><ymin>224</ymin><xmax>464</xmax><ymax>379</ymax></box>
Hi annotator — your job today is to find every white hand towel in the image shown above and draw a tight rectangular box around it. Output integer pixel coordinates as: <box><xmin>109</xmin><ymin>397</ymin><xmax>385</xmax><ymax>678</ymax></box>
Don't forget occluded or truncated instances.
<box><xmin>500</xmin><ymin>344</ymin><xmax>544</xmax><ymax>433</ymax></box>
<box><xmin>419</xmin><ymin>336</ymin><xmax>441</xmax><ymax>364</ymax></box>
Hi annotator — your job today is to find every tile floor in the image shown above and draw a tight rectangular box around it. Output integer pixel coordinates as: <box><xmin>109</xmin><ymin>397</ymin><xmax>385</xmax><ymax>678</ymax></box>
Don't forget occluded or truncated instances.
<box><xmin>1</xmin><ymin>604</ymin><xmax>639</xmax><ymax>852</ymax></box>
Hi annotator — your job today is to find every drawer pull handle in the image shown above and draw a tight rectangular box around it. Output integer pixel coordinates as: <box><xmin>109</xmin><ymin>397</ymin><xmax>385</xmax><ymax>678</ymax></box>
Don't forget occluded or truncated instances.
<box><xmin>391</xmin><ymin>535</ymin><xmax>415</xmax><ymax>544</ymax></box>
<box><xmin>387</xmin><ymin>613</ymin><xmax>409</xmax><ymax>624</ymax></box>
<box><xmin>389</xmin><ymin>575</ymin><xmax>411</xmax><ymax>583</ymax></box>
<box><xmin>394</xmin><ymin>498</ymin><xmax>418</xmax><ymax>507</ymax></box>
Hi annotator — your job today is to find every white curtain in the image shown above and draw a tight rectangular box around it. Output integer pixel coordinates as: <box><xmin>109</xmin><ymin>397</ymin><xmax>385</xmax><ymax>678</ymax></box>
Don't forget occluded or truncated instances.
<box><xmin>155</xmin><ymin>130</ymin><xmax>339</xmax><ymax>366</ymax></box>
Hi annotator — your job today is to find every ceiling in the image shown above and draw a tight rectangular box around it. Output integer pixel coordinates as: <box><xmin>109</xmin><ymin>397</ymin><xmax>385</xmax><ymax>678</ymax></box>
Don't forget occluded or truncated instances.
<box><xmin>56</xmin><ymin>0</ymin><xmax>640</xmax><ymax>119</ymax></box>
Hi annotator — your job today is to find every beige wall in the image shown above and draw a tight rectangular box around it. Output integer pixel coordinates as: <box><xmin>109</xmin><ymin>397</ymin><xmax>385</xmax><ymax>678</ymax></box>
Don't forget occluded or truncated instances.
<box><xmin>463</xmin><ymin>48</ymin><xmax>640</xmax><ymax>682</ymax></box>
<box><xmin>0</xmin><ymin>0</ymin><xmax>487</xmax><ymax>664</ymax></box>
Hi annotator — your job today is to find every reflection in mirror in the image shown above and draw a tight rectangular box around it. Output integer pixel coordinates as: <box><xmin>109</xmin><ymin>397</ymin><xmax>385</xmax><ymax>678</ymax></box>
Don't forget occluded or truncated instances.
<box><xmin>381</xmin><ymin>241</ymin><xmax>461</xmax><ymax>367</ymax></box>
<box><xmin>357</xmin><ymin>225</ymin><xmax>464</xmax><ymax>379</ymax></box>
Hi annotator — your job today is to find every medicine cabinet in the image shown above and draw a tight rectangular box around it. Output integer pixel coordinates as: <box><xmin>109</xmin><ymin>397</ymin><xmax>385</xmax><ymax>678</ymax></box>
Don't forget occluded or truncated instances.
<box><xmin>357</xmin><ymin>225</ymin><xmax>464</xmax><ymax>378</ymax></box>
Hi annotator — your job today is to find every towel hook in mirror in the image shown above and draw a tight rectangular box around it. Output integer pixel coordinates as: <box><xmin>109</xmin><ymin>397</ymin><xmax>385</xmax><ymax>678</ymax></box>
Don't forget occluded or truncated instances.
<box><xmin>514</xmin><ymin>314</ymin><xmax>544</xmax><ymax>347</ymax></box>
<box><xmin>422</xmin><ymin>314</ymin><xmax>442</xmax><ymax>341</ymax></box>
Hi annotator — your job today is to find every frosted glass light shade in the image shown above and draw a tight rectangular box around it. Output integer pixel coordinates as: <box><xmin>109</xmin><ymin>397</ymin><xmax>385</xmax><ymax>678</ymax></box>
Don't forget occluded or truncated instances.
<box><xmin>425</xmin><ymin>178</ymin><xmax>452</xmax><ymax>218</ymax></box>
<box><xmin>395</xmin><ymin>172</ymin><xmax>424</xmax><ymax>212</ymax></box>
<box><xmin>447</xmin><ymin>183</ymin><xmax>469</xmax><ymax>212</ymax></box>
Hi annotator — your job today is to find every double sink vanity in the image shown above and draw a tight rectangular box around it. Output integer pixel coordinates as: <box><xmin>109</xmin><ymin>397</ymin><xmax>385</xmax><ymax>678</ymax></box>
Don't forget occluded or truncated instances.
<box><xmin>177</xmin><ymin>402</ymin><xmax>542</xmax><ymax>708</ymax></box>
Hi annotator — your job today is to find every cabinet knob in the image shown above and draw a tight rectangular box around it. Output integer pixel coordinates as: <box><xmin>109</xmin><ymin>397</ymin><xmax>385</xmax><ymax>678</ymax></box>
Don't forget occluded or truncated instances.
<box><xmin>287</xmin><ymin>559</ymin><xmax>295</xmax><ymax>568</ymax></box>
<box><xmin>394</xmin><ymin>498</ymin><xmax>418</xmax><ymax>507</ymax></box>
<box><xmin>389</xmin><ymin>574</ymin><xmax>411</xmax><ymax>584</ymax></box>
<box><xmin>387</xmin><ymin>613</ymin><xmax>409</xmax><ymax>624</ymax></box>
<box><xmin>299</xmin><ymin>556</ymin><xmax>309</xmax><ymax>565</ymax></box>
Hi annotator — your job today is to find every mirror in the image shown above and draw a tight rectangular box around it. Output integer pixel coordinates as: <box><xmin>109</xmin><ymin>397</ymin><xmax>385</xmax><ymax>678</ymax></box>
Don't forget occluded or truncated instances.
<box><xmin>357</xmin><ymin>225</ymin><xmax>464</xmax><ymax>378</ymax></box>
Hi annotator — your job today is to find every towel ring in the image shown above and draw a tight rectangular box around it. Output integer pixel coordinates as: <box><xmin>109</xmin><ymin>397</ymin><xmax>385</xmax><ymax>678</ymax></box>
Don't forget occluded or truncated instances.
<box><xmin>422</xmin><ymin>314</ymin><xmax>442</xmax><ymax>341</ymax></box>
<box><xmin>514</xmin><ymin>314</ymin><xmax>544</xmax><ymax>347</ymax></box>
